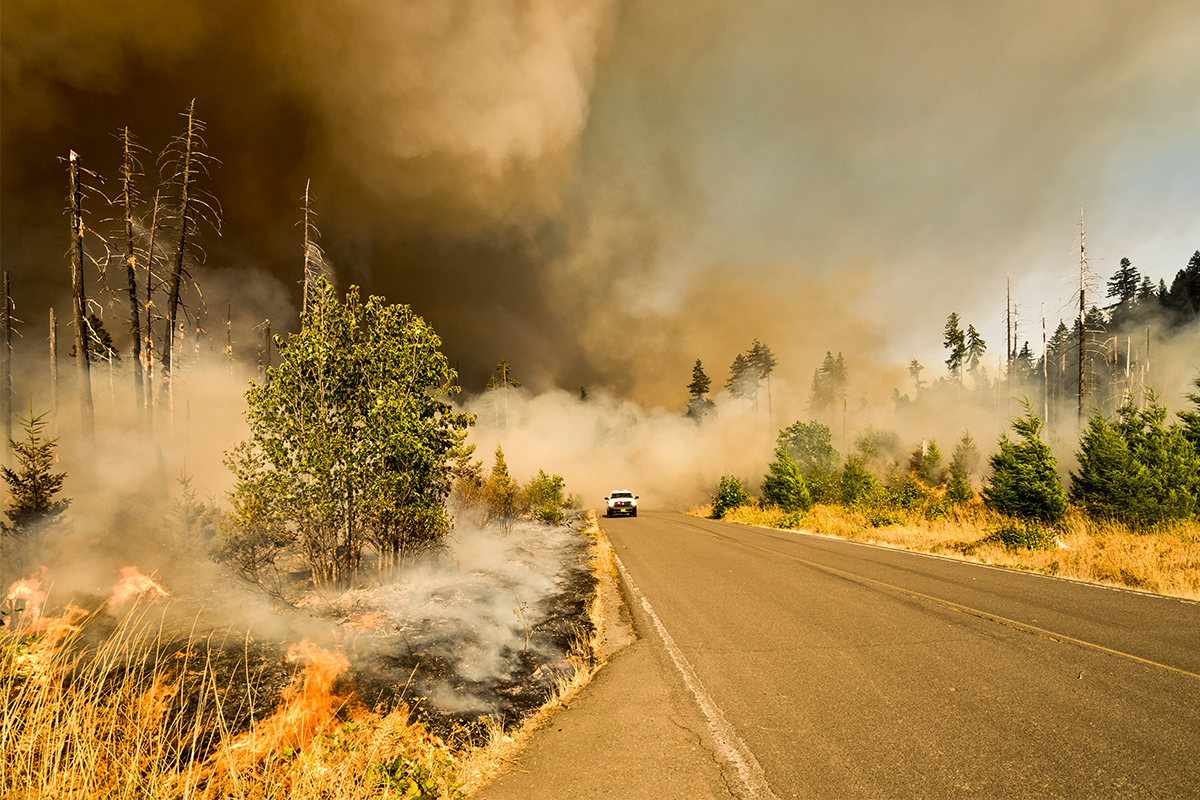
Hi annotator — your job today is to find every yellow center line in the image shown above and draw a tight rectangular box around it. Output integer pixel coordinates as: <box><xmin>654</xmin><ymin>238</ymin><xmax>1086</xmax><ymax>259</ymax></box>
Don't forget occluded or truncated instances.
<box><xmin>689</xmin><ymin>518</ymin><xmax>1200</xmax><ymax>682</ymax></box>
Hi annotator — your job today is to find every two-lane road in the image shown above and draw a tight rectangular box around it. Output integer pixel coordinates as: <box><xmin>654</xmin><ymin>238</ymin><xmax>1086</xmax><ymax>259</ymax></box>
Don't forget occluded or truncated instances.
<box><xmin>603</xmin><ymin>511</ymin><xmax>1200</xmax><ymax>798</ymax></box>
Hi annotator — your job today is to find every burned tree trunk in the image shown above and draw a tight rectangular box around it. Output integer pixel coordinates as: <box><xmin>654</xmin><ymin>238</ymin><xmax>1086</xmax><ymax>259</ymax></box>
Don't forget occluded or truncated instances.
<box><xmin>119</xmin><ymin>127</ymin><xmax>145</xmax><ymax>418</ymax></box>
<box><xmin>163</xmin><ymin>103</ymin><xmax>195</xmax><ymax>395</ymax></box>
<box><xmin>49</xmin><ymin>308</ymin><xmax>58</xmax><ymax>433</ymax></box>
<box><xmin>2</xmin><ymin>272</ymin><xmax>10</xmax><ymax>465</ymax></box>
<box><xmin>144</xmin><ymin>190</ymin><xmax>160</xmax><ymax>430</ymax></box>
<box><xmin>68</xmin><ymin>151</ymin><xmax>95</xmax><ymax>446</ymax></box>
<box><xmin>160</xmin><ymin>100</ymin><xmax>219</xmax><ymax>407</ymax></box>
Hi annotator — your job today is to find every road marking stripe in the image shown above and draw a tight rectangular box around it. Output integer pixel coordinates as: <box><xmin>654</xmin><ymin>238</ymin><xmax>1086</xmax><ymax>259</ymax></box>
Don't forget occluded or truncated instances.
<box><xmin>700</xmin><ymin>523</ymin><xmax>1200</xmax><ymax>682</ymax></box>
<box><xmin>614</xmin><ymin>553</ymin><xmax>780</xmax><ymax>800</ymax></box>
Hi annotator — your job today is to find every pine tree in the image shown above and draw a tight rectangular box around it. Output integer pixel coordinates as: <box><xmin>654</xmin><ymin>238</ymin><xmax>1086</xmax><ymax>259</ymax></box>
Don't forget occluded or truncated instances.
<box><xmin>1179</xmin><ymin>374</ymin><xmax>1200</xmax><ymax>450</ymax></box>
<box><xmin>983</xmin><ymin>404</ymin><xmax>1067</xmax><ymax>523</ymax></box>
<box><xmin>966</xmin><ymin>324</ymin><xmax>987</xmax><ymax>379</ymax></box>
<box><xmin>685</xmin><ymin>359</ymin><xmax>716</xmax><ymax>422</ymax></box>
<box><xmin>908</xmin><ymin>439</ymin><xmax>947</xmax><ymax>487</ymax></box>
<box><xmin>1106</xmin><ymin>257</ymin><xmax>1141</xmax><ymax>305</ymax></box>
<box><xmin>943</xmin><ymin>313</ymin><xmax>967</xmax><ymax>383</ymax></box>
<box><xmin>726</xmin><ymin>353</ymin><xmax>751</xmax><ymax>402</ymax></box>
<box><xmin>748</xmin><ymin>340</ymin><xmax>778</xmax><ymax>416</ymax></box>
<box><xmin>688</xmin><ymin>358</ymin><xmax>712</xmax><ymax>396</ymax></box>
<box><xmin>1</xmin><ymin>411</ymin><xmax>69</xmax><ymax>535</ymax></box>
<box><xmin>907</xmin><ymin>359</ymin><xmax>925</xmax><ymax>394</ymax></box>
<box><xmin>760</xmin><ymin>445</ymin><xmax>811</xmax><ymax>512</ymax></box>
<box><xmin>1071</xmin><ymin>397</ymin><xmax>1199</xmax><ymax>527</ymax></box>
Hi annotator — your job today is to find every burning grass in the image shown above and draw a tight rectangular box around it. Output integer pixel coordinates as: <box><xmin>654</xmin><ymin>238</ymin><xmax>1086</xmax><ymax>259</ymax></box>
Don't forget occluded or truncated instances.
<box><xmin>1</xmin><ymin>513</ymin><xmax>611</xmax><ymax>798</ymax></box>
<box><xmin>700</xmin><ymin>502</ymin><xmax>1200</xmax><ymax>600</ymax></box>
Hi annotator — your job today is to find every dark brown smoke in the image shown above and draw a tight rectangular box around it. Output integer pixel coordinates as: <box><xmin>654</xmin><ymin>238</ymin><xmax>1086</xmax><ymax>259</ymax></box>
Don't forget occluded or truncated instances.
<box><xmin>3</xmin><ymin>0</ymin><xmax>1198</xmax><ymax>407</ymax></box>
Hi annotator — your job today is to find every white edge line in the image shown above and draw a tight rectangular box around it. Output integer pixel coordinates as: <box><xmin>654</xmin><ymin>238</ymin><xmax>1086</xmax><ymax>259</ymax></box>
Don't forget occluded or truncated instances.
<box><xmin>614</xmin><ymin>553</ymin><xmax>780</xmax><ymax>800</ymax></box>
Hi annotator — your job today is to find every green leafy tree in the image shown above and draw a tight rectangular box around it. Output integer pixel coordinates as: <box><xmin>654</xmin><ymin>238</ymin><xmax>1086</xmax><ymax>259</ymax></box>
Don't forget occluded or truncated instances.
<box><xmin>982</xmin><ymin>403</ymin><xmax>1067</xmax><ymax>524</ymax></box>
<box><xmin>711</xmin><ymin>475</ymin><xmax>750</xmax><ymax>519</ymax></box>
<box><xmin>760</xmin><ymin>446</ymin><xmax>811</xmax><ymax>512</ymax></box>
<box><xmin>222</xmin><ymin>277</ymin><xmax>471</xmax><ymax>588</ymax></box>
<box><xmin>943</xmin><ymin>313</ymin><xmax>967</xmax><ymax>384</ymax></box>
<box><xmin>1</xmin><ymin>411</ymin><xmax>69</xmax><ymax>535</ymax></box>
<box><xmin>523</xmin><ymin>469</ymin><xmax>569</xmax><ymax>524</ymax></box>
<box><xmin>777</xmin><ymin>420</ymin><xmax>840</xmax><ymax>475</ymax></box>
<box><xmin>1070</xmin><ymin>397</ymin><xmax>1200</xmax><ymax>527</ymax></box>
<box><xmin>841</xmin><ymin>457</ymin><xmax>879</xmax><ymax>506</ymax></box>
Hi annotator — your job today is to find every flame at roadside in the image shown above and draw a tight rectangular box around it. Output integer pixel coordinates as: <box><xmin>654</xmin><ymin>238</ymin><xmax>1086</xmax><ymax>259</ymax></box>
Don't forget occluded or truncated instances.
<box><xmin>187</xmin><ymin>640</ymin><xmax>351</xmax><ymax>789</ymax></box>
<box><xmin>110</xmin><ymin>566</ymin><xmax>171</xmax><ymax>607</ymax></box>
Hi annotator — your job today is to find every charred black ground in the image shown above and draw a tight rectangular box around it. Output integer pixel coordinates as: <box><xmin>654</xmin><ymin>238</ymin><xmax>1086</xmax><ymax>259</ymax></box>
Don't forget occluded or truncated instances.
<box><xmin>41</xmin><ymin>519</ymin><xmax>598</xmax><ymax>754</ymax></box>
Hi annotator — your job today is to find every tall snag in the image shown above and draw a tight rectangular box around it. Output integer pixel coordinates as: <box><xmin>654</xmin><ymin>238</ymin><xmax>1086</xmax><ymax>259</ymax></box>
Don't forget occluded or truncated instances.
<box><xmin>117</xmin><ymin>127</ymin><xmax>145</xmax><ymax>417</ymax></box>
<box><xmin>49</xmin><ymin>309</ymin><xmax>58</xmax><ymax>433</ymax></box>
<box><xmin>143</xmin><ymin>190</ymin><xmax>161</xmax><ymax>429</ymax></box>
<box><xmin>67</xmin><ymin>151</ymin><xmax>95</xmax><ymax>446</ymax></box>
<box><xmin>300</xmin><ymin>180</ymin><xmax>325</xmax><ymax>317</ymax></box>
<box><xmin>158</xmin><ymin>100</ymin><xmax>219</xmax><ymax>409</ymax></box>
<box><xmin>2</xmin><ymin>272</ymin><xmax>10</xmax><ymax>465</ymax></box>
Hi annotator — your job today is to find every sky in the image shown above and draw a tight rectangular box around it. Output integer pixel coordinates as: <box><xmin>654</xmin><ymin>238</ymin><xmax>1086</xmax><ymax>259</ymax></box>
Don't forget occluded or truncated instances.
<box><xmin>2</xmin><ymin>0</ymin><xmax>1198</xmax><ymax>410</ymax></box>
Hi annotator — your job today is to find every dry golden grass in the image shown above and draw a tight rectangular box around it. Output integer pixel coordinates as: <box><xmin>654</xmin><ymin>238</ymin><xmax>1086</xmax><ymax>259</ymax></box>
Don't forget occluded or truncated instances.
<box><xmin>705</xmin><ymin>502</ymin><xmax>1200</xmax><ymax>600</ymax></box>
<box><xmin>0</xmin><ymin>603</ymin><xmax>461</xmax><ymax>800</ymax></box>
<box><xmin>2</xmin><ymin>512</ymin><xmax>614</xmax><ymax>799</ymax></box>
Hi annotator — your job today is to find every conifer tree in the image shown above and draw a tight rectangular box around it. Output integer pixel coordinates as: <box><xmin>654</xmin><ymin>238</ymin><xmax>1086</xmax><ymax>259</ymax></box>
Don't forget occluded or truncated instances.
<box><xmin>726</xmin><ymin>353</ymin><xmax>751</xmax><ymax>404</ymax></box>
<box><xmin>966</xmin><ymin>325</ymin><xmax>987</xmax><ymax>381</ymax></box>
<box><xmin>1106</xmin><ymin>257</ymin><xmax>1141</xmax><ymax>305</ymax></box>
<box><xmin>1</xmin><ymin>411</ymin><xmax>69</xmax><ymax>535</ymax></box>
<box><xmin>982</xmin><ymin>403</ymin><xmax>1067</xmax><ymax>524</ymax></box>
<box><xmin>685</xmin><ymin>359</ymin><xmax>716</xmax><ymax>421</ymax></box>
<box><xmin>943</xmin><ymin>313</ymin><xmax>967</xmax><ymax>384</ymax></box>
<box><xmin>1071</xmin><ymin>396</ymin><xmax>1199</xmax><ymax>526</ymax></box>
<box><xmin>1178</xmin><ymin>374</ymin><xmax>1200</xmax><ymax>450</ymax></box>
<box><xmin>907</xmin><ymin>359</ymin><xmax>925</xmax><ymax>394</ymax></box>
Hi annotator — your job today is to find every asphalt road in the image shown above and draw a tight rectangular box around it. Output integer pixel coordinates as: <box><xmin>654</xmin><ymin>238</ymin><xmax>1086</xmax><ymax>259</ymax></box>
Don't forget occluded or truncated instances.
<box><xmin>601</xmin><ymin>511</ymin><xmax>1200</xmax><ymax>799</ymax></box>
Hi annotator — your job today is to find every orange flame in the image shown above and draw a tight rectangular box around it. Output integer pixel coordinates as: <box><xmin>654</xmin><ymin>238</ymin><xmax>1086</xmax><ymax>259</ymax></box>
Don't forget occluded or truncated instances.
<box><xmin>6</xmin><ymin>576</ymin><xmax>47</xmax><ymax>620</ymax></box>
<box><xmin>195</xmin><ymin>640</ymin><xmax>350</xmax><ymax>785</ymax></box>
<box><xmin>110</xmin><ymin>566</ymin><xmax>171</xmax><ymax>606</ymax></box>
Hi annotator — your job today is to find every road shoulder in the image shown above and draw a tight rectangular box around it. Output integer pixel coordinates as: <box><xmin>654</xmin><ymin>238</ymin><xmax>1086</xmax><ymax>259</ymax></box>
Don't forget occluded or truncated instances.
<box><xmin>475</xmin><ymin>528</ymin><xmax>736</xmax><ymax>800</ymax></box>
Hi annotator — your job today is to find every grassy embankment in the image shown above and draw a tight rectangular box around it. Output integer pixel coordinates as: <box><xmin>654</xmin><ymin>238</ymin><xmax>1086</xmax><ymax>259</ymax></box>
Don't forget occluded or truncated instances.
<box><xmin>1</xmin><ymin>514</ymin><xmax>616</xmax><ymax>799</ymax></box>
<box><xmin>693</xmin><ymin>500</ymin><xmax>1200</xmax><ymax>600</ymax></box>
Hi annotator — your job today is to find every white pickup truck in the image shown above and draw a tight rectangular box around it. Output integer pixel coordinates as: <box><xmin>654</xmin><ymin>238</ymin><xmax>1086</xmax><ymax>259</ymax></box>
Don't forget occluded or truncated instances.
<box><xmin>603</xmin><ymin>490</ymin><xmax>638</xmax><ymax>518</ymax></box>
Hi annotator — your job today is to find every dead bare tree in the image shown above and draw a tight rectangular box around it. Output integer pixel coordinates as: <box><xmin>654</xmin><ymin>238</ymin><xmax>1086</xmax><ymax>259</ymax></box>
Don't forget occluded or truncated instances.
<box><xmin>67</xmin><ymin>151</ymin><xmax>96</xmax><ymax>446</ymax></box>
<box><xmin>300</xmin><ymin>180</ymin><xmax>325</xmax><ymax>318</ymax></box>
<box><xmin>116</xmin><ymin>127</ymin><xmax>146</xmax><ymax>418</ymax></box>
<box><xmin>49</xmin><ymin>308</ymin><xmax>58</xmax><ymax>434</ymax></box>
<box><xmin>2</xmin><ymin>272</ymin><xmax>10</xmax><ymax>465</ymax></box>
<box><xmin>158</xmin><ymin>100</ymin><xmax>220</xmax><ymax>410</ymax></box>
<box><xmin>143</xmin><ymin>190</ymin><xmax>162</xmax><ymax>429</ymax></box>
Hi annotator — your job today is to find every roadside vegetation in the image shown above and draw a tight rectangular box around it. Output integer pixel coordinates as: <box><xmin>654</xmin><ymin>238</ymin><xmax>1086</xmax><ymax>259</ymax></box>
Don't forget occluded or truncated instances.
<box><xmin>2</xmin><ymin>514</ymin><xmax>613</xmax><ymax>799</ymax></box>
<box><xmin>699</xmin><ymin>385</ymin><xmax>1200</xmax><ymax>600</ymax></box>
